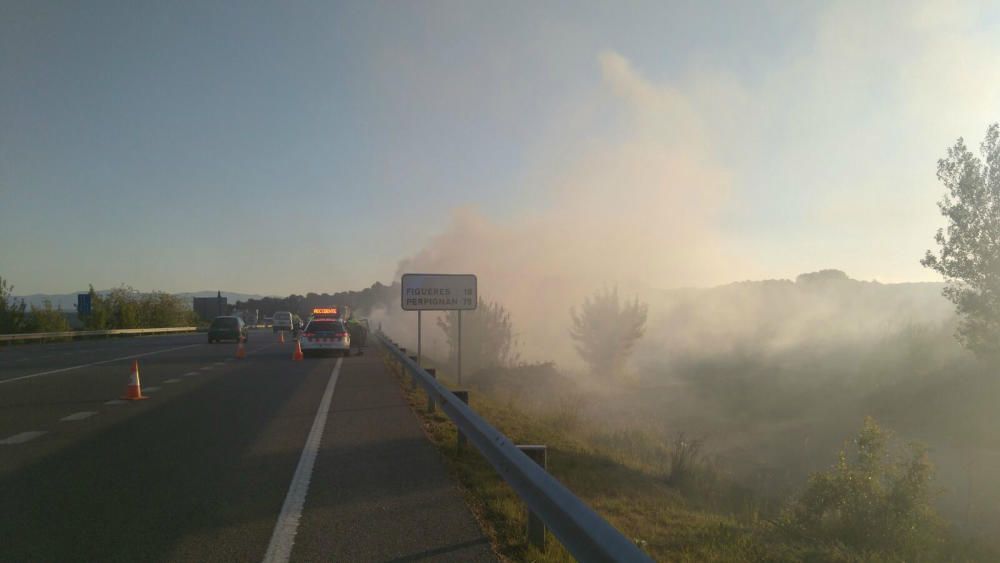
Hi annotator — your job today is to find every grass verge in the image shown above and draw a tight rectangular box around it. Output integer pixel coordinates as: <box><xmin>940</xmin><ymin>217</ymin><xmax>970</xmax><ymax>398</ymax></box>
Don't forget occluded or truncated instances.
<box><xmin>377</xmin><ymin>346</ymin><xmax>819</xmax><ymax>562</ymax></box>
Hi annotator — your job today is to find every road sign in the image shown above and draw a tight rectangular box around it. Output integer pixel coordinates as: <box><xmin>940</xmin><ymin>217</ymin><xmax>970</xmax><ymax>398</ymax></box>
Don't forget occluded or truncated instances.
<box><xmin>77</xmin><ymin>293</ymin><xmax>92</xmax><ymax>315</ymax></box>
<box><xmin>401</xmin><ymin>274</ymin><xmax>477</xmax><ymax>311</ymax></box>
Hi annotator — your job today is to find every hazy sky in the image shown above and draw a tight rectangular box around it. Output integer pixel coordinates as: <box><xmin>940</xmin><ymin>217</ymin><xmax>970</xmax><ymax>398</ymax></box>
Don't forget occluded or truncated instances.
<box><xmin>3</xmin><ymin>0</ymin><xmax>1000</xmax><ymax>295</ymax></box>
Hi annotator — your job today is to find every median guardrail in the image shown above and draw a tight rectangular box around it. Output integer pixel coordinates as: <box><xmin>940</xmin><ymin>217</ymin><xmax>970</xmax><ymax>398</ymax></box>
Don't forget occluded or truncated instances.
<box><xmin>0</xmin><ymin>326</ymin><xmax>197</xmax><ymax>343</ymax></box>
<box><xmin>378</xmin><ymin>331</ymin><xmax>653</xmax><ymax>563</ymax></box>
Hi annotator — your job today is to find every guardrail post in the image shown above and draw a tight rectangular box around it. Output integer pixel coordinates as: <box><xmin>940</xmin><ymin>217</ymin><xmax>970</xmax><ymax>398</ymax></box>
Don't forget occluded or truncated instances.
<box><xmin>425</xmin><ymin>368</ymin><xmax>437</xmax><ymax>413</ymax></box>
<box><xmin>518</xmin><ymin>445</ymin><xmax>548</xmax><ymax>552</ymax></box>
<box><xmin>453</xmin><ymin>390</ymin><xmax>469</xmax><ymax>449</ymax></box>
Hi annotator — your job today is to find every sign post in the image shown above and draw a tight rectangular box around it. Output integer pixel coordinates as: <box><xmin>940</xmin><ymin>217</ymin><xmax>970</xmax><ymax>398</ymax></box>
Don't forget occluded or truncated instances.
<box><xmin>401</xmin><ymin>273</ymin><xmax>477</xmax><ymax>385</ymax></box>
<box><xmin>457</xmin><ymin>310</ymin><xmax>462</xmax><ymax>384</ymax></box>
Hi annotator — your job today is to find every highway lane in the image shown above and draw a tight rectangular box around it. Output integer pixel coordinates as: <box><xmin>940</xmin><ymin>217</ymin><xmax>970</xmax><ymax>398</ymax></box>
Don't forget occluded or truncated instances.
<box><xmin>0</xmin><ymin>332</ymin><xmax>254</xmax><ymax>452</ymax></box>
<box><xmin>0</xmin><ymin>332</ymin><xmax>495</xmax><ymax>562</ymax></box>
<box><xmin>0</xmin><ymin>331</ymin><xmax>220</xmax><ymax>384</ymax></box>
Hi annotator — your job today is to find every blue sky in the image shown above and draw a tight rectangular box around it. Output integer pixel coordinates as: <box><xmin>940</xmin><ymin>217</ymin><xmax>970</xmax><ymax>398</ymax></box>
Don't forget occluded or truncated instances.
<box><xmin>3</xmin><ymin>1</ymin><xmax>1000</xmax><ymax>295</ymax></box>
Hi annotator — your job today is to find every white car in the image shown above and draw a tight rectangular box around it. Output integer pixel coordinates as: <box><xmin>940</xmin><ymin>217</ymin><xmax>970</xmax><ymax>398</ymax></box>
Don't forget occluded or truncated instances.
<box><xmin>272</xmin><ymin>311</ymin><xmax>294</xmax><ymax>333</ymax></box>
<box><xmin>300</xmin><ymin>319</ymin><xmax>351</xmax><ymax>357</ymax></box>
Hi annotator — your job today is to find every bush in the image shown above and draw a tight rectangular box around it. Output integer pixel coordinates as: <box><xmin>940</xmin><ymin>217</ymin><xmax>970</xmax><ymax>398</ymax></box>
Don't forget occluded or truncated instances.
<box><xmin>437</xmin><ymin>297</ymin><xmax>519</xmax><ymax>372</ymax></box>
<box><xmin>82</xmin><ymin>285</ymin><xmax>197</xmax><ymax>330</ymax></box>
<box><xmin>784</xmin><ymin>417</ymin><xmax>944</xmax><ymax>557</ymax></box>
<box><xmin>0</xmin><ymin>276</ymin><xmax>28</xmax><ymax>334</ymax></box>
<box><xmin>27</xmin><ymin>300</ymin><xmax>71</xmax><ymax>333</ymax></box>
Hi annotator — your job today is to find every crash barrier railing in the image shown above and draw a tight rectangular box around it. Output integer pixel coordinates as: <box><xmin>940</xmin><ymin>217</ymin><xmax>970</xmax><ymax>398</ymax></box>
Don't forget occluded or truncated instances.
<box><xmin>0</xmin><ymin>326</ymin><xmax>197</xmax><ymax>343</ymax></box>
<box><xmin>378</xmin><ymin>331</ymin><xmax>653</xmax><ymax>563</ymax></box>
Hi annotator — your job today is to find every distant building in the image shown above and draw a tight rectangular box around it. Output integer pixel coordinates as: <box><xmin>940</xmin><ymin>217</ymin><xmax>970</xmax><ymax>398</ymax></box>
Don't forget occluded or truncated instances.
<box><xmin>193</xmin><ymin>292</ymin><xmax>231</xmax><ymax>320</ymax></box>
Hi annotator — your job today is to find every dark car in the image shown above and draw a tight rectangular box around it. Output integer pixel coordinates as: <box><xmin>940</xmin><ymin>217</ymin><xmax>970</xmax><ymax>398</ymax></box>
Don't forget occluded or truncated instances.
<box><xmin>208</xmin><ymin>316</ymin><xmax>247</xmax><ymax>343</ymax></box>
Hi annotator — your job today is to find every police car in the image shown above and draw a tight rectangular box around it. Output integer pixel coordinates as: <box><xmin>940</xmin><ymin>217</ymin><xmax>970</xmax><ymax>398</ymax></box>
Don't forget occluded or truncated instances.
<box><xmin>299</xmin><ymin>317</ymin><xmax>351</xmax><ymax>357</ymax></box>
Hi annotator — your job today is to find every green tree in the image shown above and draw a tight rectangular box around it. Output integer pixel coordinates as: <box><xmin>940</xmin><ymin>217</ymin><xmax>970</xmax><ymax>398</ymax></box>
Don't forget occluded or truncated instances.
<box><xmin>786</xmin><ymin>418</ymin><xmax>943</xmax><ymax>557</ymax></box>
<box><xmin>139</xmin><ymin>292</ymin><xmax>196</xmax><ymax>327</ymax></box>
<box><xmin>0</xmin><ymin>276</ymin><xmax>28</xmax><ymax>334</ymax></box>
<box><xmin>438</xmin><ymin>297</ymin><xmax>519</xmax><ymax>373</ymax></box>
<box><xmin>105</xmin><ymin>286</ymin><xmax>142</xmax><ymax>328</ymax></box>
<box><xmin>922</xmin><ymin>123</ymin><xmax>1000</xmax><ymax>359</ymax></box>
<box><xmin>82</xmin><ymin>286</ymin><xmax>111</xmax><ymax>330</ymax></box>
<box><xmin>570</xmin><ymin>286</ymin><xmax>647</xmax><ymax>376</ymax></box>
<box><xmin>28</xmin><ymin>300</ymin><xmax>71</xmax><ymax>333</ymax></box>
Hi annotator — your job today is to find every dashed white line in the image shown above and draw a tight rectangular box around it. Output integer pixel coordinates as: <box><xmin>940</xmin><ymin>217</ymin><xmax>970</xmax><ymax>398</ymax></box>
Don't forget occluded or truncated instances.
<box><xmin>1</xmin><ymin>431</ymin><xmax>48</xmax><ymax>445</ymax></box>
<box><xmin>142</xmin><ymin>386</ymin><xmax>162</xmax><ymax>393</ymax></box>
<box><xmin>183</xmin><ymin>371</ymin><xmax>199</xmax><ymax>377</ymax></box>
<box><xmin>104</xmin><ymin>399</ymin><xmax>126</xmax><ymax>405</ymax></box>
<box><xmin>263</xmin><ymin>357</ymin><xmax>342</xmax><ymax>563</ymax></box>
<box><xmin>0</xmin><ymin>343</ymin><xmax>203</xmax><ymax>385</ymax></box>
<box><xmin>61</xmin><ymin>411</ymin><xmax>97</xmax><ymax>422</ymax></box>
<box><xmin>164</xmin><ymin>378</ymin><xmax>181</xmax><ymax>384</ymax></box>
<box><xmin>200</xmin><ymin>366</ymin><xmax>213</xmax><ymax>371</ymax></box>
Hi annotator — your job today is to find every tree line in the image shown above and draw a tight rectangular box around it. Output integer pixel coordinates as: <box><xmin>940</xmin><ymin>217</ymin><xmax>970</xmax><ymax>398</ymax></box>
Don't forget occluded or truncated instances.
<box><xmin>79</xmin><ymin>286</ymin><xmax>198</xmax><ymax>330</ymax></box>
<box><xmin>438</xmin><ymin>287</ymin><xmax>648</xmax><ymax>377</ymax></box>
<box><xmin>0</xmin><ymin>279</ymin><xmax>198</xmax><ymax>334</ymax></box>
<box><xmin>235</xmin><ymin>281</ymin><xmax>398</xmax><ymax>319</ymax></box>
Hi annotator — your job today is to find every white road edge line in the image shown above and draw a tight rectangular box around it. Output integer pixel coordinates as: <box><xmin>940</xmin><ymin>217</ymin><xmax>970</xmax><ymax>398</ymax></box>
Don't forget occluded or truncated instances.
<box><xmin>0</xmin><ymin>343</ymin><xmax>203</xmax><ymax>385</ymax></box>
<box><xmin>61</xmin><ymin>411</ymin><xmax>98</xmax><ymax>422</ymax></box>
<box><xmin>1</xmin><ymin>431</ymin><xmax>48</xmax><ymax>445</ymax></box>
<box><xmin>262</xmin><ymin>357</ymin><xmax>343</xmax><ymax>563</ymax></box>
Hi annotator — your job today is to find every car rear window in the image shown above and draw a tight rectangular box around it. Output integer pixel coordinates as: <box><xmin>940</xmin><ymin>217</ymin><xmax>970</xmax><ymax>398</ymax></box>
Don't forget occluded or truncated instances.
<box><xmin>211</xmin><ymin>318</ymin><xmax>238</xmax><ymax>329</ymax></box>
<box><xmin>306</xmin><ymin>321</ymin><xmax>343</xmax><ymax>333</ymax></box>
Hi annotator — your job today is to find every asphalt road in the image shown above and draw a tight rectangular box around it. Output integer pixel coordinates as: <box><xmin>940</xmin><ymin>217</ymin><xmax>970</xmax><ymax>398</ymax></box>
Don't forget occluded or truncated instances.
<box><xmin>0</xmin><ymin>331</ymin><xmax>495</xmax><ymax>562</ymax></box>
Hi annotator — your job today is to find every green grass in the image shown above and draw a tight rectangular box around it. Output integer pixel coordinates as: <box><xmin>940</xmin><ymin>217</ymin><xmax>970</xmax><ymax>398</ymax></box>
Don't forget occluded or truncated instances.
<box><xmin>380</xmin><ymin>350</ymin><xmax>802</xmax><ymax>562</ymax></box>
<box><xmin>381</xmin><ymin>348</ymin><xmax>997</xmax><ymax>562</ymax></box>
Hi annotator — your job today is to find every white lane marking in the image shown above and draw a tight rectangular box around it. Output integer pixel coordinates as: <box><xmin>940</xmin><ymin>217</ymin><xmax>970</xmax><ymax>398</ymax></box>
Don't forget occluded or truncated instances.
<box><xmin>0</xmin><ymin>344</ymin><xmax>203</xmax><ymax>385</ymax></box>
<box><xmin>61</xmin><ymin>411</ymin><xmax>97</xmax><ymax>422</ymax></box>
<box><xmin>164</xmin><ymin>378</ymin><xmax>181</xmax><ymax>384</ymax></box>
<box><xmin>1</xmin><ymin>431</ymin><xmax>48</xmax><ymax>445</ymax></box>
<box><xmin>104</xmin><ymin>399</ymin><xmax>126</xmax><ymax>405</ymax></box>
<box><xmin>262</xmin><ymin>357</ymin><xmax>343</xmax><ymax>563</ymax></box>
<box><xmin>214</xmin><ymin>361</ymin><xmax>225</xmax><ymax>366</ymax></box>
<box><xmin>183</xmin><ymin>371</ymin><xmax>199</xmax><ymax>376</ymax></box>
<box><xmin>142</xmin><ymin>386</ymin><xmax>162</xmax><ymax>393</ymax></box>
<box><xmin>200</xmin><ymin>366</ymin><xmax>213</xmax><ymax>371</ymax></box>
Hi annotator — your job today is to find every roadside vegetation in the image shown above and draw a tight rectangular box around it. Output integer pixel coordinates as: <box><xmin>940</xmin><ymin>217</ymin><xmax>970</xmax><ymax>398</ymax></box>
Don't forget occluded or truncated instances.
<box><xmin>79</xmin><ymin>285</ymin><xmax>197</xmax><ymax>330</ymax></box>
<box><xmin>0</xmin><ymin>277</ymin><xmax>198</xmax><ymax>335</ymax></box>
<box><xmin>1</xmin><ymin>277</ymin><xmax>71</xmax><ymax>334</ymax></box>
<box><xmin>383</xmin><ymin>346</ymin><xmax>996</xmax><ymax>561</ymax></box>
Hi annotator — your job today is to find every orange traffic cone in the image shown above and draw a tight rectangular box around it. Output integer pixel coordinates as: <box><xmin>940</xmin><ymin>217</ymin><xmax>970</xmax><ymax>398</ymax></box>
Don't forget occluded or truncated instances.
<box><xmin>236</xmin><ymin>340</ymin><xmax>247</xmax><ymax>359</ymax></box>
<box><xmin>292</xmin><ymin>339</ymin><xmax>304</xmax><ymax>361</ymax></box>
<box><xmin>278</xmin><ymin>331</ymin><xmax>285</xmax><ymax>344</ymax></box>
<box><xmin>122</xmin><ymin>360</ymin><xmax>149</xmax><ymax>400</ymax></box>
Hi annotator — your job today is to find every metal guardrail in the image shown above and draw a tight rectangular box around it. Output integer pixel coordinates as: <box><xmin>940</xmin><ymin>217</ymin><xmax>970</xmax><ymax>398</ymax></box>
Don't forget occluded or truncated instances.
<box><xmin>378</xmin><ymin>331</ymin><xmax>653</xmax><ymax>563</ymax></box>
<box><xmin>0</xmin><ymin>326</ymin><xmax>197</xmax><ymax>343</ymax></box>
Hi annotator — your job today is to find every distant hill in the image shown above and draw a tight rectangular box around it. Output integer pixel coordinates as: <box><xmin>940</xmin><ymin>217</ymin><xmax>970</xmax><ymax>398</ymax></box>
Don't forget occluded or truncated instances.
<box><xmin>635</xmin><ymin>269</ymin><xmax>954</xmax><ymax>368</ymax></box>
<box><xmin>15</xmin><ymin>290</ymin><xmax>270</xmax><ymax>310</ymax></box>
